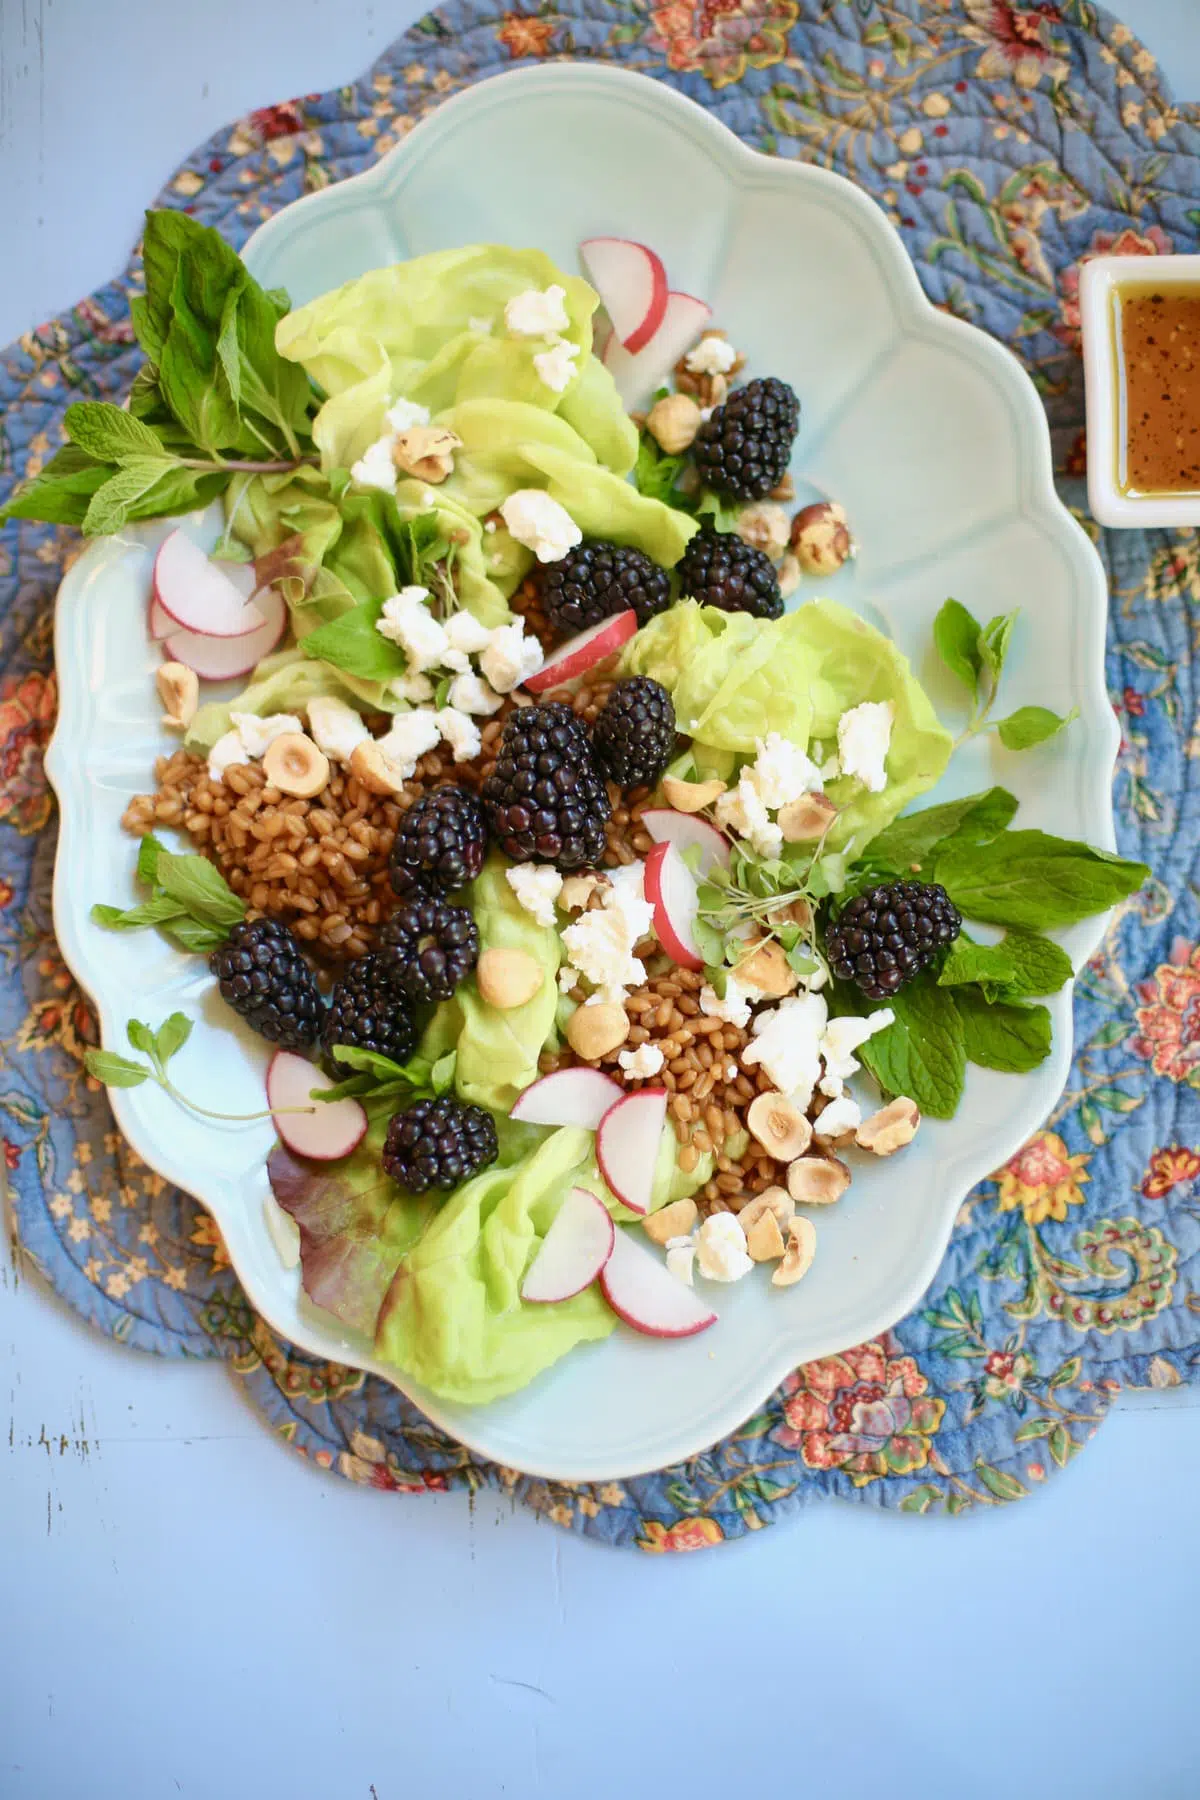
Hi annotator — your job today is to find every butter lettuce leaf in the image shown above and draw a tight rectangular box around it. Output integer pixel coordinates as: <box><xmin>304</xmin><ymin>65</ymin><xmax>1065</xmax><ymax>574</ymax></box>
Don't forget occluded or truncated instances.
<box><xmin>621</xmin><ymin>599</ymin><xmax>952</xmax><ymax>846</ymax></box>
<box><xmin>375</xmin><ymin>1125</ymin><xmax>616</xmax><ymax>1404</ymax></box>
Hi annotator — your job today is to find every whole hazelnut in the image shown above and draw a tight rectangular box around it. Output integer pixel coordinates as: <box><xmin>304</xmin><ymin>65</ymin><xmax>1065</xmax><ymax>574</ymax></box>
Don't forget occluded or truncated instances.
<box><xmin>645</xmin><ymin>393</ymin><xmax>702</xmax><ymax>455</ymax></box>
<box><xmin>790</xmin><ymin>501</ymin><xmax>853</xmax><ymax>576</ymax></box>
<box><xmin>734</xmin><ymin>501</ymin><xmax>790</xmax><ymax>563</ymax></box>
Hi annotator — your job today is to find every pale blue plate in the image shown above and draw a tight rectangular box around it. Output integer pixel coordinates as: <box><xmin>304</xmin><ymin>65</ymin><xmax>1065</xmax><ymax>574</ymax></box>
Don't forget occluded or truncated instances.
<box><xmin>46</xmin><ymin>64</ymin><xmax>1118</xmax><ymax>1481</ymax></box>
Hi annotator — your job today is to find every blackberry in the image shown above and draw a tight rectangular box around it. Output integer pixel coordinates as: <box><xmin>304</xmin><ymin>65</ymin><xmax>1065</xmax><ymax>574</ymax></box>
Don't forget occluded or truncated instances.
<box><xmin>677</xmin><ymin>528</ymin><xmax>783</xmax><ymax>620</ymax></box>
<box><xmin>377</xmin><ymin>894</ymin><xmax>480</xmax><ymax>1004</ymax></box>
<box><xmin>323</xmin><ymin>955</ymin><xmax>417</xmax><ymax>1065</ymax></box>
<box><xmin>826</xmin><ymin>881</ymin><xmax>962</xmax><ymax>1000</ymax></box>
<box><xmin>694</xmin><ymin>376</ymin><xmax>799</xmax><ymax>501</ymax></box>
<box><xmin>209</xmin><ymin>917</ymin><xmax>323</xmax><ymax>1051</ymax></box>
<box><xmin>593</xmin><ymin>677</ymin><xmax>676</xmax><ymax>790</ymax></box>
<box><xmin>537</xmin><ymin>540</ymin><xmax>671</xmax><ymax>637</ymax></box>
<box><xmin>382</xmin><ymin>1094</ymin><xmax>499</xmax><ymax>1193</ymax></box>
<box><xmin>481</xmin><ymin>702</ymin><xmax>611</xmax><ymax>870</ymax></box>
<box><xmin>389</xmin><ymin>785</ymin><xmax>488</xmax><ymax>899</ymax></box>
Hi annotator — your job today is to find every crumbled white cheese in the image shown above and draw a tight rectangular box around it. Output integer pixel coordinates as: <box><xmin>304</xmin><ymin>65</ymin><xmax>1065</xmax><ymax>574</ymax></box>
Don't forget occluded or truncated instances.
<box><xmin>533</xmin><ymin>337</ymin><xmax>580</xmax><ymax>393</ymax></box>
<box><xmin>499</xmin><ymin>490</ymin><xmax>582</xmax><ymax>564</ymax></box>
<box><xmin>384</xmin><ymin>398</ymin><xmax>431</xmax><ymax>434</ymax></box>
<box><xmin>715</xmin><ymin>772</ymin><xmax>782</xmax><ymax>859</ymax></box>
<box><xmin>435</xmin><ymin>706</ymin><xmax>482</xmax><ymax>764</ymax></box>
<box><xmin>741</xmin><ymin>990</ymin><xmax>829</xmax><ymax>1113</ymax></box>
<box><xmin>506</xmin><ymin>863</ymin><xmax>563</xmax><ymax>928</ymax></box>
<box><xmin>685</xmin><ymin>335</ymin><xmax>738</xmax><ymax>376</ymax></box>
<box><xmin>376</xmin><ymin>586</ymin><xmax>449</xmax><ymax>674</ymax></box>
<box><xmin>618</xmin><ymin>1043</ymin><xmax>665</xmax><ymax>1079</ymax></box>
<box><xmin>390</xmin><ymin>672</ymin><xmax>436</xmax><ymax>704</ymax></box>
<box><xmin>699</xmin><ymin>976</ymin><xmax>753</xmax><ymax>1029</ymax></box>
<box><xmin>666</xmin><ymin>1243</ymin><xmax>696</xmax><ymax>1287</ymax></box>
<box><xmin>749</xmin><ymin>732</ymin><xmax>823</xmax><ymax>810</ymax></box>
<box><xmin>837</xmin><ymin>701</ymin><xmax>894</xmax><ymax>794</ymax></box>
<box><xmin>375</xmin><ymin>709</ymin><xmax>443</xmax><ymax>778</ymax></box>
<box><xmin>230</xmin><ymin>712</ymin><xmax>304</xmax><ymax>759</ymax></box>
<box><xmin>504</xmin><ymin>284</ymin><xmax>570</xmax><ymax>338</ymax></box>
<box><xmin>350</xmin><ymin>434</ymin><xmax>397</xmax><ymax>492</ymax></box>
<box><xmin>207</xmin><ymin>729</ymin><xmax>250</xmax><ymax>782</ymax></box>
<box><xmin>819</xmin><ymin>1010</ymin><xmax>895</xmax><ymax>1088</ymax></box>
<box><xmin>560</xmin><ymin>864</ymin><xmax>653</xmax><ymax>1005</ymax></box>
<box><xmin>443</xmin><ymin>611</ymin><xmax>494</xmax><ymax>658</ymax></box>
<box><xmin>306</xmin><ymin>695</ymin><xmax>369</xmax><ymax>765</ymax></box>
<box><xmin>813</xmin><ymin>1094</ymin><xmax>862</xmax><ymax>1140</ymax></box>
<box><xmin>480</xmin><ymin>619</ymin><xmax>544</xmax><ymax>693</ymax></box>
<box><xmin>448</xmin><ymin>671</ymin><xmax>504</xmax><ymax>717</ymax></box>
<box><xmin>695</xmin><ymin>1212</ymin><xmax>753</xmax><ymax>1282</ymax></box>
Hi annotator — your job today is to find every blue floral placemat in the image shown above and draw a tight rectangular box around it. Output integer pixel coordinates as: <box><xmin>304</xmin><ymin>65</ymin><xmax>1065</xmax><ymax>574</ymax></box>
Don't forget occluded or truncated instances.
<box><xmin>1</xmin><ymin>0</ymin><xmax>1196</xmax><ymax>1551</ymax></box>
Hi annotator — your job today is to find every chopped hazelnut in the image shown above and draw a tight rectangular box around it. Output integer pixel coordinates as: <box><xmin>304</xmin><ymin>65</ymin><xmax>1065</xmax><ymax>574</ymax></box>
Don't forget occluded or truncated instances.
<box><xmin>642</xmin><ymin>1196</ymin><xmax>699</xmax><ymax>1246</ymax></box>
<box><xmin>747</xmin><ymin>1093</ymin><xmax>812</xmax><ymax>1162</ymax></box>
<box><xmin>661</xmin><ymin>774</ymin><xmax>726</xmax><ymax>814</ymax></box>
<box><xmin>156</xmin><ymin>662</ymin><xmax>199</xmax><ymax>731</ymax></box>
<box><xmin>349</xmin><ymin>739</ymin><xmax>407</xmax><ymax>796</ymax></box>
<box><xmin>737</xmin><ymin>1186</ymin><xmax>795</xmax><ymax>1235</ymax></box>
<box><xmin>772</xmin><ymin>1215</ymin><xmax>817</xmax><ymax>1287</ymax></box>
<box><xmin>856</xmin><ymin>1096</ymin><xmax>921</xmax><ymax>1156</ymax></box>
<box><xmin>777</xmin><ymin>552</ymin><xmax>803</xmax><ymax>599</ymax></box>
<box><xmin>565</xmin><ymin>1002</ymin><xmax>630</xmax><ymax>1060</ymax></box>
<box><xmin>735</xmin><ymin>501</ymin><xmax>791</xmax><ymax>563</ymax></box>
<box><xmin>392</xmin><ymin>425</ymin><xmax>462</xmax><ymax>483</ymax></box>
<box><xmin>477</xmin><ymin>946</ymin><xmax>544</xmax><ymax>1010</ymax></box>
<box><xmin>734</xmin><ymin>937</ymin><xmax>797</xmax><ymax>999</ymax></box>
<box><xmin>745</xmin><ymin>1209</ymin><xmax>786</xmax><ymax>1262</ymax></box>
<box><xmin>646</xmin><ymin>393</ymin><xmax>702</xmax><ymax>455</ymax></box>
<box><xmin>777</xmin><ymin>792</ymin><xmax>838</xmax><ymax>842</ymax></box>
<box><xmin>261</xmin><ymin>732</ymin><xmax>330</xmax><ymax>798</ymax></box>
<box><xmin>791</xmin><ymin>501</ymin><xmax>853</xmax><ymax>576</ymax></box>
<box><xmin>786</xmin><ymin>1155</ymin><xmax>851</xmax><ymax>1206</ymax></box>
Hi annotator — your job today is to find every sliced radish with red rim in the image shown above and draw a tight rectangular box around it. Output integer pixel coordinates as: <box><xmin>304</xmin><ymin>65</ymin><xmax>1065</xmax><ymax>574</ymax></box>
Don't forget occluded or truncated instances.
<box><xmin>521</xmin><ymin>1185</ymin><xmax>615</xmax><ymax>1303</ymax></box>
<box><xmin>153</xmin><ymin>529</ymin><xmax>267</xmax><ymax>638</ymax></box>
<box><xmin>595</xmin><ymin>1087</ymin><xmax>668</xmax><ymax>1216</ymax></box>
<box><xmin>640</xmin><ymin>808</ymin><xmax>730</xmax><ymax>875</ymax></box>
<box><xmin>523</xmin><ymin>609</ymin><xmax>638</xmax><ymax>694</ymax></box>
<box><xmin>600</xmin><ymin>1228</ymin><xmax>718</xmax><ymax>1338</ymax></box>
<box><xmin>510</xmin><ymin>1067</ymin><xmax>625</xmax><ymax>1130</ymax></box>
<box><xmin>643</xmin><ymin>839</ymin><xmax>703</xmax><ymax>973</ymax></box>
<box><xmin>603</xmin><ymin>291</ymin><xmax>712</xmax><ymax>407</ymax></box>
<box><xmin>266</xmin><ymin>1051</ymin><xmax>367</xmax><ymax>1162</ymax></box>
<box><xmin>163</xmin><ymin>586</ymin><xmax>287</xmax><ymax>680</ymax></box>
<box><xmin>579</xmin><ymin>237</ymin><xmax>668</xmax><ymax>355</ymax></box>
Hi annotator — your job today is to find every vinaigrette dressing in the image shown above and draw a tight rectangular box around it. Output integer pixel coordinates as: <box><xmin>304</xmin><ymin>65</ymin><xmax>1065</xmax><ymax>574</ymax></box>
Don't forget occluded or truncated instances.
<box><xmin>1113</xmin><ymin>281</ymin><xmax>1200</xmax><ymax>496</ymax></box>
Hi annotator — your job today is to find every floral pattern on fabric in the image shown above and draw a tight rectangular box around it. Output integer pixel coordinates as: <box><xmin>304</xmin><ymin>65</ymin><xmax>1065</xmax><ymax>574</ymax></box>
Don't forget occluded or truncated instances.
<box><xmin>0</xmin><ymin>0</ymin><xmax>1196</xmax><ymax>1548</ymax></box>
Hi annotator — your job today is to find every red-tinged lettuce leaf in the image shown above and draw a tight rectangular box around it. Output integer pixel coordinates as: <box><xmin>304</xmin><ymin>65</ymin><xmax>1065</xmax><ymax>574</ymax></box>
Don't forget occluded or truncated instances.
<box><xmin>267</xmin><ymin>1139</ymin><xmax>433</xmax><ymax>1337</ymax></box>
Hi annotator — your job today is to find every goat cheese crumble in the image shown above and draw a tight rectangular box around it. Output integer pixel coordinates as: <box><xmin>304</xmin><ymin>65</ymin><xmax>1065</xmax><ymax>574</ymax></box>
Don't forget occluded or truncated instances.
<box><xmin>533</xmin><ymin>338</ymin><xmax>580</xmax><ymax>393</ymax></box>
<box><xmin>505</xmin><ymin>863</ymin><xmax>563</xmax><ymax>927</ymax></box>
<box><xmin>685</xmin><ymin>335</ymin><xmax>738</xmax><ymax>376</ymax></box>
<box><xmin>837</xmin><ymin>701</ymin><xmax>894</xmax><ymax>793</ymax></box>
<box><xmin>504</xmin><ymin>285</ymin><xmax>570</xmax><ymax>338</ymax></box>
<box><xmin>305</xmin><ymin>696</ymin><xmax>369</xmax><ymax>765</ymax></box>
<box><xmin>480</xmin><ymin>619</ymin><xmax>544</xmax><ymax>693</ymax></box>
<box><xmin>499</xmin><ymin>490</ymin><xmax>582</xmax><ymax>564</ymax></box>
<box><xmin>618</xmin><ymin>1043</ymin><xmax>665</xmax><ymax>1079</ymax></box>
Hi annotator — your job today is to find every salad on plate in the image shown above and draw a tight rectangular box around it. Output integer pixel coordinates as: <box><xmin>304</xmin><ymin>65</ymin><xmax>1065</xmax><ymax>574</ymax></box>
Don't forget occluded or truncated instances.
<box><xmin>5</xmin><ymin>211</ymin><xmax>1147</xmax><ymax>1407</ymax></box>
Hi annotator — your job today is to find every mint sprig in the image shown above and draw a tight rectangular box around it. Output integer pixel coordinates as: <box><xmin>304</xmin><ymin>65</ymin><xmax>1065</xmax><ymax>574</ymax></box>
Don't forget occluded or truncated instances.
<box><xmin>319</xmin><ymin>1045</ymin><xmax>458</xmax><ymax>1110</ymax></box>
<box><xmin>85</xmin><ymin>1014</ymin><xmax>312</xmax><ymax>1123</ymax></box>
<box><xmin>933</xmin><ymin>599</ymin><xmax>1077</xmax><ymax>751</ymax></box>
<box><xmin>92</xmin><ymin>833</ymin><xmax>244</xmax><ymax>954</ymax></box>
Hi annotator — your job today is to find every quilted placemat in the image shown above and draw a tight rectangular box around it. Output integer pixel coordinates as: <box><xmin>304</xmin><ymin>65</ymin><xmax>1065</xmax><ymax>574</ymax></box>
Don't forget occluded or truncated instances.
<box><xmin>1</xmin><ymin>0</ymin><xmax>1197</xmax><ymax>1551</ymax></box>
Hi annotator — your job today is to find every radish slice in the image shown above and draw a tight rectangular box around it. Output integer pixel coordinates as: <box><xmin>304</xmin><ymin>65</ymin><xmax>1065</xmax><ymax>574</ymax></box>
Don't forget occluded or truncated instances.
<box><xmin>523</xmin><ymin>609</ymin><xmax>638</xmax><ymax>694</ymax></box>
<box><xmin>163</xmin><ymin>586</ymin><xmax>287</xmax><ymax>680</ymax></box>
<box><xmin>148</xmin><ymin>596</ymin><xmax>173</xmax><ymax>640</ymax></box>
<box><xmin>644</xmin><ymin>840</ymin><xmax>703</xmax><ymax>973</ymax></box>
<box><xmin>511</xmin><ymin>1067</ymin><xmax>624</xmax><ymax>1130</ymax></box>
<box><xmin>580</xmin><ymin>237</ymin><xmax>668</xmax><ymax>355</ymax></box>
<box><xmin>640</xmin><ymin>808</ymin><xmax>730</xmax><ymax>875</ymax></box>
<box><xmin>266</xmin><ymin>1051</ymin><xmax>367</xmax><ymax>1162</ymax></box>
<box><xmin>521</xmin><ymin>1185</ymin><xmax>615</xmax><ymax>1303</ymax></box>
<box><xmin>595</xmin><ymin>1088</ymin><xmax>668</xmax><ymax>1216</ymax></box>
<box><xmin>603</xmin><ymin>291</ymin><xmax>712</xmax><ymax>407</ymax></box>
<box><xmin>153</xmin><ymin>529</ymin><xmax>266</xmax><ymax>638</ymax></box>
<box><xmin>600</xmin><ymin>1228</ymin><xmax>718</xmax><ymax>1338</ymax></box>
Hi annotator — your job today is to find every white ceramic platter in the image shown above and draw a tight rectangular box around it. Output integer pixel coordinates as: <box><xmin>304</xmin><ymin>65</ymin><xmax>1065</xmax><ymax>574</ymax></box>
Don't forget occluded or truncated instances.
<box><xmin>46</xmin><ymin>65</ymin><xmax>1118</xmax><ymax>1481</ymax></box>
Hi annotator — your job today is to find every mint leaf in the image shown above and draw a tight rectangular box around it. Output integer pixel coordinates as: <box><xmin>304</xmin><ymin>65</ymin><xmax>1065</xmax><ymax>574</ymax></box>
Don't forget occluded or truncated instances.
<box><xmin>994</xmin><ymin>930</ymin><xmax>1073</xmax><ymax>999</ymax></box>
<box><xmin>937</xmin><ymin>937</ymin><xmax>1017</xmax><ymax>989</ymax></box>
<box><xmin>84</xmin><ymin>1050</ymin><xmax>150</xmax><ymax>1089</ymax></box>
<box><xmin>857</xmin><ymin>979</ymin><xmax>966</xmax><ymax>1119</ymax></box>
<box><xmin>159</xmin><ymin>261</ymin><xmax>243</xmax><ymax>456</ymax></box>
<box><xmin>0</xmin><ymin>443</ymin><xmax>113</xmax><ymax>526</ymax></box>
<box><xmin>82</xmin><ymin>458</ymin><xmax>180</xmax><ymax>535</ymax></box>
<box><xmin>933</xmin><ymin>831</ymin><xmax>1148</xmax><ymax>929</ymax></box>
<box><xmin>154</xmin><ymin>851</ymin><xmax>245</xmax><ymax>930</ymax></box>
<box><xmin>121</xmin><ymin>464</ymin><xmax>229</xmax><ymax>525</ymax></box>
<box><xmin>64</xmin><ymin>401</ymin><xmax>166</xmax><ymax>464</ymax></box>
<box><xmin>994</xmin><ymin>705</ymin><xmax>1078</xmax><ymax>751</ymax></box>
<box><xmin>154</xmin><ymin>1012</ymin><xmax>193</xmax><ymax>1066</ymax></box>
<box><xmin>980</xmin><ymin>611</ymin><xmax>1017</xmax><ymax>681</ymax></box>
<box><xmin>863</xmin><ymin>787</ymin><xmax>1018</xmax><ymax>872</ymax></box>
<box><xmin>91</xmin><ymin>896</ymin><xmax>187</xmax><ymax>932</ymax></box>
<box><xmin>126</xmin><ymin>1019</ymin><xmax>157</xmax><ymax>1057</ymax></box>
<box><xmin>933</xmin><ymin>598</ymin><xmax>983</xmax><ymax>695</ymax></box>
<box><xmin>301</xmin><ymin>598</ymin><xmax>406</xmax><ymax>683</ymax></box>
<box><xmin>137</xmin><ymin>833</ymin><xmax>165</xmax><ymax>885</ymax></box>
<box><xmin>162</xmin><ymin>916</ymin><xmax>230</xmax><ymax>954</ymax></box>
<box><xmin>954</xmin><ymin>988</ymin><xmax>1052</xmax><ymax>1073</ymax></box>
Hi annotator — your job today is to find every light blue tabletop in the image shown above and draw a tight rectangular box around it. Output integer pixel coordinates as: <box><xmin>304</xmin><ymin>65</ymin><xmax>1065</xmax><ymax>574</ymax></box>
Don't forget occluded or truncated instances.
<box><xmin>2</xmin><ymin>5</ymin><xmax>1199</xmax><ymax>1797</ymax></box>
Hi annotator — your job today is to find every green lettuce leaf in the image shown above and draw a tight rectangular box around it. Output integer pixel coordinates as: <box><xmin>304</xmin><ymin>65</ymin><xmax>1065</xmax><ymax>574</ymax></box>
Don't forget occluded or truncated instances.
<box><xmin>375</xmin><ymin>1125</ymin><xmax>616</xmax><ymax>1404</ymax></box>
<box><xmin>185</xmin><ymin>647</ymin><xmax>397</xmax><ymax>753</ymax></box>
<box><xmin>622</xmin><ymin>600</ymin><xmax>952</xmax><ymax>845</ymax></box>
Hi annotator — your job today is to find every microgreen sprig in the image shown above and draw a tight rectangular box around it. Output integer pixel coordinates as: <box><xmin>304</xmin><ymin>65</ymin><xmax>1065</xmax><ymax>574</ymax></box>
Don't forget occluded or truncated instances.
<box><xmin>84</xmin><ymin>1015</ymin><xmax>315</xmax><ymax>1123</ymax></box>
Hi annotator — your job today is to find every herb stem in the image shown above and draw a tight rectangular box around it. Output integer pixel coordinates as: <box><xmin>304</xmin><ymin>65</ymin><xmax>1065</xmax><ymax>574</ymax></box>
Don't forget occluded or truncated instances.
<box><xmin>177</xmin><ymin>456</ymin><xmax>319</xmax><ymax>475</ymax></box>
<box><xmin>156</xmin><ymin>1074</ymin><xmax>315</xmax><ymax>1124</ymax></box>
